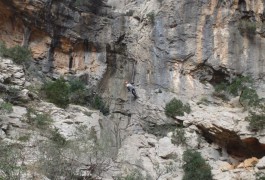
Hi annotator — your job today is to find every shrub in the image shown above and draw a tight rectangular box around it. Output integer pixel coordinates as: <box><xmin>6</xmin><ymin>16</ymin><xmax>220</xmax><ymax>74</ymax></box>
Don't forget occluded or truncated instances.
<box><xmin>238</xmin><ymin>19</ymin><xmax>256</xmax><ymax>35</ymax></box>
<box><xmin>33</xmin><ymin>113</ymin><xmax>53</xmax><ymax>129</ymax></box>
<box><xmin>0</xmin><ymin>102</ymin><xmax>13</xmax><ymax>114</ymax></box>
<box><xmin>239</xmin><ymin>87</ymin><xmax>259</xmax><ymax>107</ymax></box>
<box><xmin>165</xmin><ymin>98</ymin><xmax>191</xmax><ymax>118</ymax></box>
<box><xmin>27</xmin><ymin>108</ymin><xmax>53</xmax><ymax>129</ymax></box>
<box><xmin>256</xmin><ymin>172</ymin><xmax>265</xmax><ymax>180</ymax></box>
<box><xmin>0</xmin><ymin>41</ymin><xmax>8</xmax><ymax>57</ymax></box>
<box><xmin>38</xmin><ymin>126</ymin><xmax>112</xmax><ymax>179</ymax></box>
<box><xmin>144</xmin><ymin>124</ymin><xmax>176</xmax><ymax>137</ymax></box>
<box><xmin>213</xmin><ymin>76</ymin><xmax>259</xmax><ymax>106</ymax></box>
<box><xmin>116</xmin><ymin>169</ymin><xmax>145</xmax><ymax>180</ymax></box>
<box><xmin>90</xmin><ymin>94</ymin><xmax>109</xmax><ymax>115</ymax></box>
<box><xmin>182</xmin><ymin>149</ymin><xmax>212</xmax><ymax>180</ymax></box>
<box><xmin>50</xmin><ymin>128</ymin><xmax>67</xmax><ymax>147</ymax></box>
<box><xmin>171</xmin><ymin>128</ymin><xmax>187</xmax><ymax>146</ymax></box>
<box><xmin>42</xmin><ymin>78</ymin><xmax>70</xmax><ymax>108</ymax></box>
<box><xmin>197</xmin><ymin>97</ymin><xmax>210</xmax><ymax>105</ymax></box>
<box><xmin>146</xmin><ymin>11</ymin><xmax>155</xmax><ymax>25</ymax></box>
<box><xmin>245</xmin><ymin>111</ymin><xmax>265</xmax><ymax>131</ymax></box>
<box><xmin>0</xmin><ymin>41</ymin><xmax>31</xmax><ymax>64</ymax></box>
<box><xmin>18</xmin><ymin>134</ymin><xmax>31</xmax><ymax>142</ymax></box>
<box><xmin>0</xmin><ymin>143</ymin><xmax>24</xmax><ymax>179</ymax></box>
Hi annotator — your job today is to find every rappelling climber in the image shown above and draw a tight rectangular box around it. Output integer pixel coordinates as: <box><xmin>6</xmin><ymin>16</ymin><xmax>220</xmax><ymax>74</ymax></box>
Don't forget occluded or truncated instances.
<box><xmin>125</xmin><ymin>81</ymin><xmax>138</xmax><ymax>98</ymax></box>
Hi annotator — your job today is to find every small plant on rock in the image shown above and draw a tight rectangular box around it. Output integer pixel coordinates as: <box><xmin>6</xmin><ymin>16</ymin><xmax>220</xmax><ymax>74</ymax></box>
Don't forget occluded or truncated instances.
<box><xmin>146</xmin><ymin>11</ymin><xmax>155</xmax><ymax>25</ymax></box>
<box><xmin>182</xmin><ymin>149</ymin><xmax>212</xmax><ymax>180</ymax></box>
<box><xmin>0</xmin><ymin>102</ymin><xmax>13</xmax><ymax>114</ymax></box>
<box><xmin>26</xmin><ymin>108</ymin><xmax>53</xmax><ymax>129</ymax></box>
<box><xmin>171</xmin><ymin>127</ymin><xmax>187</xmax><ymax>146</ymax></box>
<box><xmin>165</xmin><ymin>98</ymin><xmax>191</xmax><ymax>118</ymax></box>
<box><xmin>246</xmin><ymin>111</ymin><xmax>265</xmax><ymax>131</ymax></box>
<box><xmin>50</xmin><ymin>128</ymin><xmax>67</xmax><ymax>147</ymax></box>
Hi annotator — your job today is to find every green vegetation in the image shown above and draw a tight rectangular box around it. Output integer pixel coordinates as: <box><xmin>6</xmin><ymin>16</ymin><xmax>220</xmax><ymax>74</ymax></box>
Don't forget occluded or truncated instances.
<box><xmin>0</xmin><ymin>41</ymin><xmax>31</xmax><ymax>64</ymax></box>
<box><xmin>90</xmin><ymin>94</ymin><xmax>109</xmax><ymax>115</ymax></box>
<box><xmin>165</xmin><ymin>98</ymin><xmax>191</xmax><ymax>118</ymax></box>
<box><xmin>245</xmin><ymin>111</ymin><xmax>265</xmax><ymax>131</ymax></box>
<box><xmin>116</xmin><ymin>169</ymin><xmax>145</xmax><ymax>180</ymax></box>
<box><xmin>144</xmin><ymin>124</ymin><xmax>176</xmax><ymax>137</ymax></box>
<box><xmin>171</xmin><ymin>127</ymin><xmax>187</xmax><ymax>146</ymax></box>
<box><xmin>38</xmin><ymin>126</ymin><xmax>111</xmax><ymax>179</ymax></box>
<box><xmin>238</xmin><ymin>19</ymin><xmax>257</xmax><ymax>35</ymax></box>
<box><xmin>74</xmin><ymin>0</ymin><xmax>88</xmax><ymax>6</ymax></box>
<box><xmin>197</xmin><ymin>97</ymin><xmax>210</xmax><ymax>106</ymax></box>
<box><xmin>0</xmin><ymin>102</ymin><xmax>13</xmax><ymax>114</ymax></box>
<box><xmin>182</xmin><ymin>149</ymin><xmax>212</xmax><ymax>180</ymax></box>
<box><xmin>213</xmin><ymin>76</ymin><xmax>259</xmax><ymax>107</ymax></box>
<box><xmin>239</xmin><ymin>87</ymin><xmax>259</xmax><ymax>107</ymax></box>
<box><xmin>256</xmin><ymin>172</ymin><xmax>265</xmax><ymax>180</ymax></box>
<box><xmin>26</xmin><ymin>108</ymin><xmax>53</xmax><ymax>129</ymax></box>
<box><xmin>50</xmin><ymin>128</ymin><xmax>67</xmax><ymax>147</ymax></box>
<box><xmin>42</xmin><ymin>78</ymin><xmax>70</xmax><ymax>108</ymax></box>
<box><xmin>214</xmin><ymin>76</ymin><xmax>252</xmax><ymax>96</ymax></box>
<box><xmin>146</xmin><ymin>11</ymin><xmax>155</xmax><ymax>25</ymax></box>
<box><xmin>4</xmin><ymin>87</ymin><xmax>21</xmax><ymax>105</ymax></box>
<box><xmin>0</xmin><ymin>143</ymin><xmax>24</xmax><ymax>179</ymax></box>
<box><xmin>41</xmin><ymin>77</ymin><xmax>109</xmax><ymax>114</ymax></box>
<box><xmin>18</xmin><ymin>134</ymin><xmax>31</xmax><ymax>142</ymax></box>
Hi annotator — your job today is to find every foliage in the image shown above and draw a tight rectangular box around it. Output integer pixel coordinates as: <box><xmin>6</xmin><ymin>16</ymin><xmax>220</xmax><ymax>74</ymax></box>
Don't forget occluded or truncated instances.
<box><xmin>74</xmin><ymin>0</ymin><xmax>89</xmax><ymax>6</ymax></box>
<box><xmin>238</xmin><ymin>19</ymin><xmax>257</xmax><ymax>35</ymax></box>
<box><xmin>0</xmin><ymin>102</ymin><xmax>13</xmax><ymax>114</ymax></box>
<box><xmin>146</xmin><ymin>11</ymin><xmax>155</xmax><ymax>25</ymax></box>
<box><xmin>18</xmin><ymin>134</ymin><xmax>31</xmax><ymax>142</ymax></box>
<box><xmin>197</xmin><ymin>97</ymin><xmax>210</xmax><ymax>105</ymax></box>
<box><xmin>0</xmin><ymin>41</ymin><xmax>31</xmax><ymax>64</ymax></box>
<box><xmin>50</xmin><ymin>128</ymin><xmax>67</xmax><ymax>147</ymax></box>
<box><xmin>165</xmin><ymin>98</ymin><xmax>191</xmax><ymax>118</ymax></box>
<box><xmin>0</xmin><ymin>41</ymin><xmax>7</xmax><ymax>57</ymax></box>
<box><xmin>256</xmin><ymin>172</ymin><xmax>265</xmax><ymax>180</ymax></box>
<box><xmin>115</xmin><ymin>169</ymin><xmax>145</xmax><ymax>180</ymax></box>
<box><xmin>144</xmin><ymin>124</ymin><xmax>176</xmax><ymax>137</ymax></box>
<box><xmin>0</xmin><ymin>143</ymin><xmax>24</xmax><ymax>180</ymax></box>
<box><xmin>42</xmin><ymin>78</ymin><xmax>70</xmax><ymax>108</ymax></box>
<box><xmin>239</xmin><ymin>87</ymin><xmax>259</xmax><ymax>107</ymax></box>
<box><xmin>171</xmin><ymin>127</ymin><xmax>187</xmax><ymax>146</ymax></box>
<box><xmin>38</xmin><ymin>126</ymin><xmax>112</xmax><ymax>180</ymax></box>
<box><xmin>245</xmin><ymin>111</ymin><xmax>265</xmax><ymax>131</ymax></box>
<box><xmin>4</xmin><ymin>87</ymin><xmax>22</xmax><ymax>105</ymax></box>
<box><xmin>41</xmin><ymin>77</ymin><xmax>109</xmax><ymax>114</ymax></box>
<box><xmin>90</xmin><ymin>94</ymin><xmax>109</xmax><ymax>115</ymax></box>
<box><xmin>182</xmin><ymin>149</ymin><xmax>212</xmax><ymax>180</ymax></box>
<box><xmin>26</xmin><ymin>108</ymin><xmax>53</xmax><ymax>129</ymax></box>
<box><xmin>214</xmin><ymin>76</ymin><xmax>252</xmax><ymax>96</ymax></box>
<box><xmin>213</xmin><ymin>76</ymin><xmax>259</xmax><ymax>106</ymax></box>
<box><xmin>38</xmin><ymin>141</ymin><xmax>77</xmax><ymax>180</ymax></box>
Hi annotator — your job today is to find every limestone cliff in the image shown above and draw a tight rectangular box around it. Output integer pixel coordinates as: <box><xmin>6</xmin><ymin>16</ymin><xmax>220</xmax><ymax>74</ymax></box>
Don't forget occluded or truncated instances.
<box><xmin>1</xmin><ymin>0</ymin><xmax>265</xmax><ymax>179</ymax></box>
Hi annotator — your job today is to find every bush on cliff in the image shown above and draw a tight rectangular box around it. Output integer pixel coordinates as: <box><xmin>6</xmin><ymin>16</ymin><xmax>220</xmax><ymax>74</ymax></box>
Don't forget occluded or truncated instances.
<box><xmin>246</xmin><ymin>111</ymin><xmax>265</xmax><ymax>131</ymax></box>
<box><xmin>165</xmin><ymin>98</ymin><xmax>191</xmax><ymax>118</ymax></box>
<box><xmin>213</xmin><ymin>76</ymin><xmax>259</xmax><ymax>107</ymax></box>
<box><xmin>0</xmin><ymin>41</ymin><xmax>31</xmax><ymax>64</ymax></box>
<box><xmin>42</xmin><ymin>78</ymin><xmax>109</xmax><ymax>114</ymax></box>
<box><xmin>182</xmin><ymin>149</ymin><xmax>212</xmax><ymax>180</ymax></box>
<box><xmin>42</xmin><ymin>78</ymin><xmax>70</xmax><ymax>108</ymax></box>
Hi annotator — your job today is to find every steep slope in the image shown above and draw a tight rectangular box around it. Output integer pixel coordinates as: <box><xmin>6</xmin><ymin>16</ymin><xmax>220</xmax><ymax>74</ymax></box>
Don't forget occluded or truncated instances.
<box><xmin>1</xmin><ymin>0</ymin><xmax>265</xmax><ymax>179</ymax></box>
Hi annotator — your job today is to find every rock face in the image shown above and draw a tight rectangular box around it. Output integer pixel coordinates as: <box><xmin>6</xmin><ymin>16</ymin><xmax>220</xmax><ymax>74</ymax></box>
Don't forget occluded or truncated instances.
<box><xmin>197</xmin><ymin>124</ymin><xmax>265</xmax><ymax>159</ymax></box>
<box><xmin>1</xmin><ymin>0</ymin><xmax>265</xmax><ymax>179</ymax></box>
